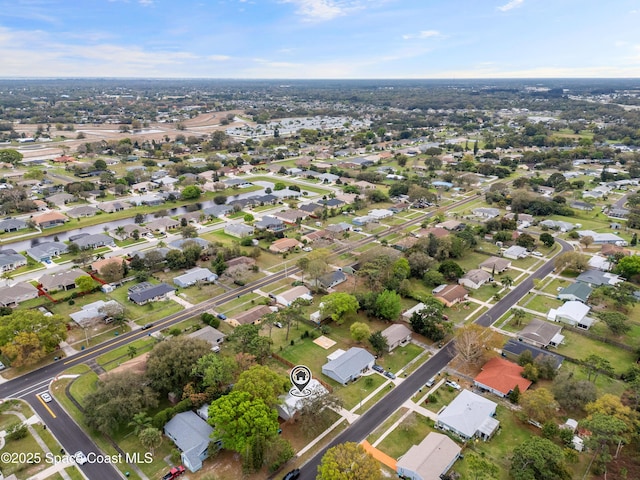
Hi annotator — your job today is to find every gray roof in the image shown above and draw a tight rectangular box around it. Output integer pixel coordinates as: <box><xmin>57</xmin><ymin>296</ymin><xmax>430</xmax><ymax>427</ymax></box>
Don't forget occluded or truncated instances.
<box><xmin>576</xmin><ymin>270</ymin><xmax>622</xmax><ymax>286</ymax></box>
<box><xmin>188</xmin><ymin>326</ymin><xmax>225</xmax><ymax>346</ymax></box>
<box><xmin>134</xmin><ymin>248</ymin><xmax>171</xmax><ymax>260</ymax></box>
<box><xmin>0</xmin><ymin>251</ymin><xmax>26</xmax><ymax>268</ymax></box>
<box><xmin>164</xmin><ymin>411</ymin><xmax>213</xmax><ymax>461</ymax></box>
<box><xmin>0</xmin><ymin>218</ymin><xmax>27</xmax><ymax>231</ymax></box>
<box><xmin>0</xmin><ymin>282</ymin><xmax>38</xmax><ymax>306</ymax></box>
<box><xmin>519</xmin><ymin>318</ymin><xmax>563</xmax><ymax>347</ymax></box>
<box><xmin>398</xmin><ymin>433</ymin><xmax>461</xmax><ymax>480</ymax></box>
<box><xmin>66</xmin><ymin>205</ymin><xmax>98</xmax><ymax>217</ymax></box>
<box><xmin>72</xmin><ymin>233</ymin><xmax>115</xmax><ymax>249</ymax></box>
<box><xmin>381</xmin><ymin>323</ymin><xmax>412</xmax><ymax>346</ymax></box>
<box><xmin>129</xmin><ymin>283</ymin><xmax>175</xmax><ymax>303</ymax></box>
<box><xmin>224</xmin><ymin>223</ymin><xmax>254</xmax><ymax>236</ymax></box>
<box><xmin>558</xmin><ymin>282</ymin><xmax>592</xmax><ymax>302</ymax></box>
<box><xmin>322</xmin><ymin>347</ymin><xmax>375</xmax><ymax>384</ymax></box>
<box><xmin>203</xmin><ymin>205</ymin><xmax>233</xmax><ymax>217</ymax></box>
<box><xmin>255</xmin><ymin>215</ymin><xmax>284</xmax><ymax>229</ymax></box>
<box><xmin>173</xmin><ymin>267</ymin><xmax>217</xmax><ymax>287</ymax></box>
<box><xmin>169</xmin><ymin>237</ymin><xmax>209</xmax><ymax>250</ymax></box>
<box><xmin>502</xmin><ymin>339</ymin><xmax>564</xmax><ymax>370</ymax></box>
<box><xmin>317</xmin><ymin>270</ymin><xmax>347</xmax><ymax>289</ymax></box>
<box><xmin>27</xmin><ymin>241</ymin><xmax>68</xmax><ymax>259</ymax></box>
<box><xmin>39</xmin><ymin>270</ymin><xmax>86</xmax><ymax>291</ymax></box>
<box><xmin>437</xmin><ymin>390</ymin><xmax>497</xmax><ymax>439</ymax></box>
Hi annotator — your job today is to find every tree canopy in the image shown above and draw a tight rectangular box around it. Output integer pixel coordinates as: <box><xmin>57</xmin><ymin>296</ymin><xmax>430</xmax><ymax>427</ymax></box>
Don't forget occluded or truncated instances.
<box><xmin>232</xmin><ymin>365</ymin><xmax>289</xmax><ymax>408</ymax></box>
<box><xmin>320</xmin><ymin>292</ymin><xmax>359</xmax><ymax>324</ymax></box>
<box><xmin>510</xmin><ymin>437</ymin><xmax>570</xmax><ymax>480</ymax></box>
<box><xmin>145</xmin><ymin>336</ymin><xmax>212</xmax><ymax>394</ymax></box>
<box><xmin>317</xmin><ymin>442</ymin><xmax>382</xmax><ymax>480</ymax></box>
<box><xmin>0</xmin><ymin>310</ymin><xmax>67</xmax><ymax>367</ymax></box>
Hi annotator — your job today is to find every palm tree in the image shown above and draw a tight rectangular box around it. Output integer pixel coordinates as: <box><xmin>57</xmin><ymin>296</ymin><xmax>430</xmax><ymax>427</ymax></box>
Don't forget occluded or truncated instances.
<box><xmin>512</xmin><ymin>308</ymin><xmax>526</xmax><ymax>327</ymax></box>
<box><xmin>128</xmin><ymin>413</ymin><xmax>152</xmax><ymax>436</ymax></box>
<box><xmin>115</xmin><ymin>226</ymin><xmax>125</xmax><ymax>238</ymax></box>
<box><xmin>501</xmin><ymin>275</ymin><xmax>514</xmax><ymax>288</ymax></box>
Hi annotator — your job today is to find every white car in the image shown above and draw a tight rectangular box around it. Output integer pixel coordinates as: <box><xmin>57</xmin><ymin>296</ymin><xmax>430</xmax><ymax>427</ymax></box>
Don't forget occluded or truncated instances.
<box><xmin>40</xmin><ymin>392</ymin><xmax>53</xmax><ymax>403</ymax></box>
<box><xmin>445</xmin><ymin>380</ymin><xmax>461</xmax><ymax>390</ymax></box>
<box><xmin>74</xmin><ymin>451</ymin><xmax>88</xmax><ymax>465</ymax></box>
<box><xmin>532</xmin><ymin>251</ymin><xmax>543</xmax><ymax>257</ymax></box>
<box><xmin>302</xmin><ymin>247</ymin><xmax>312</xmax><ymax>252</ymax></box>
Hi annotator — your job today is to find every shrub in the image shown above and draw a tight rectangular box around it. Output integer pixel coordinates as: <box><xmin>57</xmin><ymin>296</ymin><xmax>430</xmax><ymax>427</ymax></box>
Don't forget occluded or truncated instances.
<box><xmin>6</xmin><ymin>422</ymin><xmax>28</xmax><ymax>441</ymax></box>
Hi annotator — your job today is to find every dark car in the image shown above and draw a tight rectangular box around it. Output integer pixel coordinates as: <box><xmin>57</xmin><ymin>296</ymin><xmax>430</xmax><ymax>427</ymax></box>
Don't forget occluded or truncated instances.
<box><xmin>216</xmin><ymin>313</ymin><xmax>227</xmax><ymax>320</ymax></box>
<box><xmin>384</xmin><ymin>371</ymin><xmax>396</xmax><ymax>380</ymax></box>
<box><xmin>372</xmin><ymin>365</ymin><xmax>385</xmax><ymax>373</ymax></box>
<box><xmin>283</xmin><ymin>468</ymin><xmax>300</xmax><ymax>480</ymax></box>
<box><xmin>141</xmin><ymin>323</ymin><xmax>153</xmax><ymax>330</ymax></box>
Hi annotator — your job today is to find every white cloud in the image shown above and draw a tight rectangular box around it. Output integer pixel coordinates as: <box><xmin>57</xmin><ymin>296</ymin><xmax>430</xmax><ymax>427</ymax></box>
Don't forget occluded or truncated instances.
<box><xmin>498</xmin><ymin>0</ymin><xmax>524</xmax><ymax>12</ymax></box>
<box><xmin>208</xmin><ymin>55</ymin><xmax>231</xmax><ymax>61</ymax></box>
<box><xmin>139</xmin><ymin>0</ymin><xmax>154</xmax><ymax>5</ymax></box>
<box><xmin>402</xmin><ymin>30</ymin><xmax>440</xmax><ymax>40</ymax></box>
<box><xmin>280</xmin><ymin>0</ymin><xmax>378</xmax><ymax>21</ymax></box>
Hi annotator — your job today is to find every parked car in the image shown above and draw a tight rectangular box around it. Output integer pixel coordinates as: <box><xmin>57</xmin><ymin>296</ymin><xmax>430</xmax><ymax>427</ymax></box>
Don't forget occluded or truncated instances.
<box><xmin>141</xmin><ymin>323</ymin><xmax>153</xmax><ymax>330</ymax></box>
<box><xmin>425</xmin><ymin>377</ymin><xmax>436</xmax><ymax>387</ymax></box>
<box><xmin>445</xmin><ymin>380</ymin><xmax>461</xmax><ymax>390</ymax></box>
<box><xmin>0</xmin><ymin>361</ymin><xmax>5</xmax><ymax>371</ymax></box>
<box><xmin>302</xmin><ymin>247</ymin><xmax>312</xmax><ymax>252</ymax></box>
<box><xmin>274</xmin><ymin>322</ymin><xmax>283</xmax><ymax>328</ymax></box>
<box><xmin>372</xmin><ymin>365</ymin><xmax>385</xmax><ymax>373</ymax></box>
<box><xmin>532</xmin><ymin>251</ymin><xmax>543</xmax><ymax>257</ymax></box>
<box><xmin>40</xmin><ymin>392</ymin><xmax>53</xmax><ymax>403</ymax></box>
<box><xmin>283</xmin><ymin>469</ymin><xmax>300</xmax><ymax>480</ymax></box>
<box><xmin>384</xmin><ymin>371</ymin><xmax>396</xmax><ymax>380</ymax></box>
<box><xmin>74</xmin><ymin>451</ymin><xmax>88</xmax><ymax>465</ymax></box>
<box><xmin>216</xmin><ymin>313</ymin><xmax>227</xmax><ymax>320</ymax></box>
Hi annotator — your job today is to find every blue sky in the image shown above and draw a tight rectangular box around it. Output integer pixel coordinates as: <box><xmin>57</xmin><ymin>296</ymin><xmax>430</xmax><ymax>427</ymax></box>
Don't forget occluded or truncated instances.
<box><xmin>0</xmin><ymin>0</ymin><xmax>638</xmax><ymax>78</ymax></box>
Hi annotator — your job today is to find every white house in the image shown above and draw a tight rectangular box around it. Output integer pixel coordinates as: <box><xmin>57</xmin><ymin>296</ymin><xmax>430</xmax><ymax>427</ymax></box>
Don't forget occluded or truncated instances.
<box><xmin>458</xmin><ymin>269</ymin><xmax>492</xmax><ymax>290</ymax></box>
<box><xmin>548</xmin><ymin>301</ymin><xmax>593</xmax><ymax>329</ymax></box>
<box><xmin>503</xmin><ymin>245</ymin><xmax>528</xmax><ymax>260</ymax></box>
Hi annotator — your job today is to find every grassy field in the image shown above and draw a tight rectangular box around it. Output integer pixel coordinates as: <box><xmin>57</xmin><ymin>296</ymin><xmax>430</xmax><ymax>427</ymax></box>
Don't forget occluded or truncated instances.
<box><xmin>517</xmin><ymin>292</ymin><xmax>563</xmax><ymax>313</ymax></box>
<box><xmin>376</xmin><ymin>343</ymin><xmax>424</xmax><ymax>374</ymax></box>
<box><xmin>366</xmin><ymin>408</ymin><xmax>409</xmax><ymax>445</ymax></box>
<box><xmin>377</xmin><ymin>412</ymin><xmax>437</xmax><ymax>459</ymax></box>
<box><xmin>334</xmin><ymin>373</ymin><xmax>387</xmax><ymax>410</ymax></box>
<box><xmin>557</xmin><ymin>330</ymin><xmax>637</xmax><ymax>374</ymax></box>
<box><xmin>422</xmin><ymin>384</ymin><xmax>460</xmax><ymax>413</ymax></box>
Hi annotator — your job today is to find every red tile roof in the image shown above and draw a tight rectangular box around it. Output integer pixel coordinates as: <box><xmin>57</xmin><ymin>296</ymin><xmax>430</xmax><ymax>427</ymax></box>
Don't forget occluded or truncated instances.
<box><xmin>474</xmin><ymin>357</ymin><xmax>532</xmax><ymax>396</ymax></box>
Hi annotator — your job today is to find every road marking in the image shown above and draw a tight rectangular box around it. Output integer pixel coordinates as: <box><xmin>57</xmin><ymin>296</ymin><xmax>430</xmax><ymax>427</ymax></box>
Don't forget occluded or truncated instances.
<box><xmin>37</xmin><ymin>395</ymin><xmax>57</xmax><ymax>418</ymax></box>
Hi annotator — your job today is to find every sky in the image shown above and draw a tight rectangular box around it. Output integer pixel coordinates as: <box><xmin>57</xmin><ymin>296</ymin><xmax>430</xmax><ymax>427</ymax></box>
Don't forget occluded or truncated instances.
<box><xmin>0</xmin><ymin>0</ymin><xmax>639</xmax><ymax>79</ymax></box>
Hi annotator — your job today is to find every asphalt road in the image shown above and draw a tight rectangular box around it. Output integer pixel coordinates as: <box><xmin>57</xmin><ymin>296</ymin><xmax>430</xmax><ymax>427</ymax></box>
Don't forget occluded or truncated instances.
<box><xmin>0</xmin><ymin>192</ymin><xmax>485</xmax><ymax>479</ymax></box>
<box><xmin>294</xmin><ymin>237</ymin><xmax>573</xmax><ymax>480</ymax></box>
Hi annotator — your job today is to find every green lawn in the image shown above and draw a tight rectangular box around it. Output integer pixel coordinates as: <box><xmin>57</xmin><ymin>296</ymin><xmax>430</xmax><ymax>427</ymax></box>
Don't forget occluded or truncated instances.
<box><xmin>334</xmin><ymin>373</ymin><xmax>387</xmax><ymax>410</ymax></box>
<box><xmin>422</xmin><ymin>384</ymin><xmax>460</xmax><ymax>413</ymax></box>
<box><xmin>557</xmin><ymin>330</ymin><xmax>637</xmax><ymax>375</ymax></box>
<box><xmin>540</xmin><ymin>278</ymin><xmax>571</xmax><ymax>295</ymax></box>
<box><xmin>470</xmin><ymin>283</ymin><xmax>502</xmax><ymax>302</ymax></box>
<box><xmin>106</xmin><ymin>285</ymin><xmax>184</xmax><ymax>323</ymax></box>
<box><xmin>517</xmin><ymin>292</ymin><xmax>563</xmax><ymax>313</ymax></box>
<box><xmin>453</xmin><ymin>406</ymin><xmax>536</xmax><ymax>480</ymax></box>
<box><xmin>366</xmin><ymin>408</ymin><xmax>409</xmax><ymax>445</ymax></box>
<box><xmin>0</xmin><ymin>428</ymin><xmax>47</xmax><ymax>478</ymax></box>
<box><xmin>376</xmin><ymin>343</ymin><xmax>424</xmax><ymax>374</ymax></box>
<box><xmin>96</xmin><ymin>336</ymin><xmax>158</xmax><ymax>369</ymax></box>
<box><xmin>279</xmin><ymin>338</ymin><xmax>330</xmax><ymax>379</ymax></box>
<box><xmin>69</xmin><ymin>371</ymin><xmax>99</xmax><ymax>408</ymax></box>
<box><xmin>377</xmin><ymin>412</ymin><xmax>438</xmax><ymax>459</ymax></box>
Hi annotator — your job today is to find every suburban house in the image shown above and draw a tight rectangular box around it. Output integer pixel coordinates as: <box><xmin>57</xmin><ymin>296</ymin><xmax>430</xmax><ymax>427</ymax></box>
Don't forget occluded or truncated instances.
<box><xmin>352</xmin><ymin>215</ymin><xmax>375</xmax><ymax>226</ymax></box>
<box><xmin>91</xmin><ymin>257</ymin><xmax>124</xmax><ymax>273</ymax></box>
<box><xmin>277</xmin><ymin>379</ymin><xmax>329</xmax><ymax>421</ymax></box>
<box><xmin>46</xmin><ymin>193</ymin><xmax>76</xmax><ymax>205</ymax></box>
<box><xmin>188</xmin><ymin>326</ymin><xmax>225</xmax><ymax>350</ymax></box>
<box><xmin>66</xmin><ymin>205</ymin><xmax>98</xmax><ymax>218</ymax></box>
<box><xmin>27</xmin><ymin>242</ymin><xmax>68</xmax><ymax>263</ymax></box>
<box><xmin>321</xmin><ymin>347</ymin><xmax>375</xmax><ymax>385</ymax></box>
<box><xmin>70</xmin><ymin>300</ymin><xmax>119</xmax><ymax>326</ymax></box>
<box><xmin>128</xmin><ymin>282</ymin><xmax>175</xmax><ymax>305</ymax></box>
<box><xmin>436</xmin><ymin>220</ymin><xmax>464</xmax><ymax>231</ymax></box>
<box><xmin>432</xmin><ymin>284</ymin><xmax>468</xmax><ymax>307</ymax></box>
<box><xmin>402</xmin><ymin>302</ymin><xmax>426</xmax><ymax>321</ymax></box>
<box><xmin>577</xmin><ymin>230</ymin><xmax>626</xmax><ymax>245</ymax></box>
<box><xmin>414</xmin><ymin>227</ymin><xmax>449</xmax><ymax>239</ymax></box>
<box><xmin>228</xmin><ymin>305</ymin><xmax>273</xmax><ymax>327</ymax></box>
<box><xmin>269</xmin><ymin>238</ymin><xmax>302</xmax><ymax>253</ymax></box>
<box><xmin>557</xmin><ymin>283</ymin><xmax>592</xmax><ymax>303</ymax></box>
<box><xmin>274</xmin><ymin>209</ymin><xmax>308</xmax><ymax>224</ymax></box>
<box><xmin>473</xmin><ymin>357</ymin><xmax>532</xmax><ymax>398</ymax></box>
<box><xmin>540</xmin><ymin>220</ymin><xmax>576</xmax><ymax>231</ymax></box>
<box><xmin>479</xmin><ymin>257</ymin><xmax>511</xmax><ymax>274</ymax></box>
<box><xmin>202</xmin><ymin>205</ymin><xmax>233</xmax><ymax>219</ymax></box>
<box><xmin>173</xmin><ymin>267</ymin><xmax>218</xmax><ymax>288</ymax></box>
<box><xmin>39</xmin><ymin>270</ymin><xmax>87</xmax><ymax>292</ymax></box>
<box><xmin>600</xmin><ymin>244</ymin><xmax>630</xmax><ymax>257</ymax></box>
<box><xmin>576</xmin><ymin>270</ymin><xmax>623</xmax><ymax>287</ymax></box>
<box><xmin>504</xmin><ymin>213</ymin><xmax>534</xmax><ymax>224</ymax></box>
<box><xmin>98</xmin><ymin>201</ymin><xmax>132</xmax><ymax>213</ymax></box>
<box><xmin>472</xmin><ymin>207</ymin><xmax>500</xmax><ymax>219</ymax></box>
<box><xmin>32</xmin><ymin>211</ymin><xmax>67</xmax><ymax>229</ymax></box>
<box><xmin>0</xmin><ymin>250</ymin><xmax>26</xmax><ymax>272</ymax></box>
<box><xmin>223</xmin><ymin>223</ymin><xmax>255</xmax><ymax>238</ymax></box>
<box><xmin>368</xmin><ymin>208</ymin><xmax>394</xmax><ymax>220</ymax></box>
<box><xmin>0</xmin><ymin>282</ymin><xmax>39</xmax><ymax>307</ymax></box>
<box><xmin>275</xmin><ymin>285</ymin><xmax>313</xmax><ymax>307</ymax></box>
<box><xmin>393</xmin><ymin>236</ymin><xmax>419</xmax><ymax>251</ymax></box>
<box><xmin>548</xmin><ymin>301</ymin><xmax>593</xmax><ymax>329</ymax></box>
<box><xmin>0</xmin><ymin>218</ymin><xmax>27</xmax><ymax>232</ymax></box>
<box><xmin>381</xmin><ymin>324</ymin><xmax>412</xmax><ymax>352</ymax></box>
<box><xmin>588</xmin><ymin>255</ymin><xmax>612</xmax><ymax>272</ymax></box>
<box><xmin>503</xmin><ymin>245</ymin><xmax>528</xmax><ymax>260</ymax></box>
<box><xmin>396</xmin><ymin>432</ymin><xmax>461</xmax><ymax>480</ymax></box>
<box><xmin>501</xmin><ymin>339</ymin><xmax>564</xmax><ymax>370</ymax></box>
<box><xmin>117</xmin><ymin>224</ymin><xmax>151</xmax><ymax>239</ymax></box>
<box><xmin>436</xmin><ymin>390</ymin><xmax>499</xmax><ymax>441</ymax></box>
<box><xmin>164</xmin><ymin>411</ymin><xmax>215</xmax><ymax>473</ymax></box>
<box><xmin>146</xmin><ymin>217</ymin><xmax>180</xmax><ymax>232</ymax></box>
<box><xmin>518</xmin><ymin>318</ymin><xmax>565</xmax><ymax>348</ymax></box>
<box><xmin>255</xmin><ymin>215</ymin><xmax>286</xmax><ymax>232</ymax></box>
<box><xmin>169</xmin><ymin>238</ymin><xmax>209</xmax><ymax>251</ymax></box>
<box><xmin>458</xmin><ymin>269</ymin><xmax>492</xmax><ymax>290</ymax></box>
<box><xmin>70</xmin><ymin>233</ymin><xmax>115</xmax><ymax>249</ymax></box>
<box><xmin>314</xmin><ymin>270</ymin><xmax>347</xmax><ymax>290</ymax></box>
